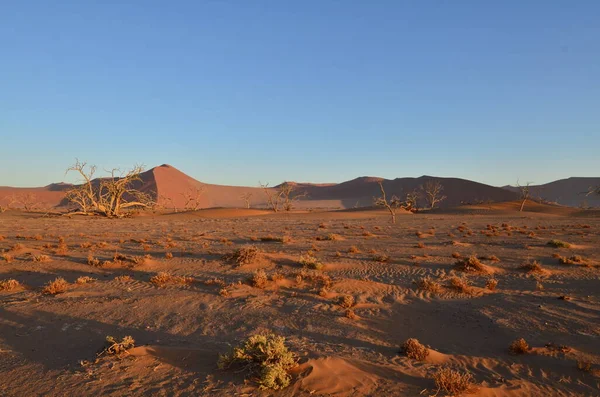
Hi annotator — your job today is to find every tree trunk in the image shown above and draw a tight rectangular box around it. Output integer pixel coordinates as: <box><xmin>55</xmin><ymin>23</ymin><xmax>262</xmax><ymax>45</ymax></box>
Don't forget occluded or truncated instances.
<box><xmin>520</xmin><ymin>198</ymin><xmax>526</xmax><ymax>212</ymax></box>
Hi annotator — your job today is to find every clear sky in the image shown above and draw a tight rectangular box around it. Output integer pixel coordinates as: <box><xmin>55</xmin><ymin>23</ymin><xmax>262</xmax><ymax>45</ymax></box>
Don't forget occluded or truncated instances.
<box><xmin>1</xmin><ymin>1</ymin><xmax>599</xmax><ymax>188</ymax></box>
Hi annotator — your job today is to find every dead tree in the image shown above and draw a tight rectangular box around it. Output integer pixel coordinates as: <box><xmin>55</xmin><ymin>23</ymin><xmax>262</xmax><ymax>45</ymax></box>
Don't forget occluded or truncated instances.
<box><xmin>374</xmin><ymin>181</ymin><xmax>404</xmax><ymax>224</ymax></box>
<box><xmin>279</xmin><ymin>183</ymin><xmax>307</xmax><ymax>211</ymax></box>
<box><xmin>65</xmin><ymin>159</ymin><xmax>153</xmax><ymax>217</ymax></box>
<box><xmin>259</xmin><ymin>182</ymin><xmax>283</xmax><ymax>212</ymax></box>
<box><xmin>405</xmin><ymin>189</ymin><xmax>420</xmax><ymax>213</ymax></box>
<box><xmin>421</xmin><ymin>180</ymin><xmax>447</xmax><ymax>209</ymax></box>
<box><xmin>8</xmin><ymin>193</ymin><xmax>39</xmax><ymax>211</ymax></box>
<box><xmin>517</xmin><ymin>181</ymin><xmax>532</xmax><ymax>212</ymax></box>
<box><xmin>181</xmin><ymin>186</ymin><xmax>205</xmax><ymax>211</ymax></box>
<box><xmin>240</xmin><ymin>192</ymin><xmax>253</xmax><ymax>209</ymax></box>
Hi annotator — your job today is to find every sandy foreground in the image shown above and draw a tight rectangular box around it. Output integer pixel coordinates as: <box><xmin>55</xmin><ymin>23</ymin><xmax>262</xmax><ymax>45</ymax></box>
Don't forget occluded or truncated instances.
<box><xmin>0</xmin><ymin>208</ymin><xmax>598</xmax><ymax>396</ymax></box>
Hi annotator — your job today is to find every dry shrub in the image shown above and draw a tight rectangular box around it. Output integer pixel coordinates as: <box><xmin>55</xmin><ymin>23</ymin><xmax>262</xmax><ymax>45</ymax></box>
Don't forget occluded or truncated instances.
<box><xmin>299</xmin><ymin>254</ymin><xmax>323</xmax><ymax>270</ymax></box>
<box><xmin>132</xmin><ymin>255</ymin><xmax>150</xmax><ymax>266</ymax></box>
<box><xmin>451</xmin><ymin>252</ymin><xmax>461</xmax><ymax>259</ymax></box>
<box><xmin>415</xmin><ymin>276</ymin><xmax>442</xmax><ymax>294</ymax></box>
<box><xmin>348</xmin><ymin>246</ymin><xmax>360</xmax><ymax>254</ymax></box>
<box><xmin>225</xmin><ymin>245</ymin><xmax>261</xmax><ymax>266</ymax></box>
<box><xmin>447</xmin><ymin>276</ymin><xmax>473</xmax><ymax>294</ymax></box>
<box><xmin>577</xmin><ymin>361</ymin><xmax>592</xmax><ymax>372</ymax></box>
<box><xmin>80</xmin><ymin>242</ymin><xmax>92</xmax><ymax>249</ymax></box>
<box><xmin>259</xmin><ymin>235</ymin><xmax>290</xmax><ymax>243</ymax></box>
<box><xmin>486</xmin><ymin>278</ymin><xmax>498</xmax><ymax>291</ymax></box>
<box><xmin>114</xmin><ymin>275</ymin><xmax>132</xmax><ymax>282</ymax></box>
<box><xmin>316</xmin><ymin>233</ymin><xmax>341</xmax><ymax>241</ymax></box>
<box><xmin>478</xmin><ymin>254</ymin><xmax>500</xmax><ymax>262</ymax></box>
<box><xmin>547</xmin><ymin>239</ymin><xmax>571</xmax><ymax>248</ymax></box>
<box><xmin>401</xmin><ymin>338</ymin><xmax>429</xmax><ymax>360</ymax></box>
<box><xmin>454</xmin><ymin>256</ymin><xmax>488</xmax><ymax>273</ymax></box>
<box><xmin>218</xmin><ymin>332</ymin><xmax>297</xmax><ymax>390</ymax></box>
<box><xmin>150</xmin><ymin>272</ymin><xmax>193</xmax><ymax>286</ymax></box>
<box><xmin>165</xmin><ymin>252</ymin><xmax>173</xmax><ymax>259</ymax></box>
<box><xmin>520</xmin><ymin>260</ymin><xmax>544</xmax><ymax>274</ymax></box>
<box><xmin>2</xmin><ymin>253</ymin><xmax>14</xmax><ymax>263</ymax></box>
<box><xmin>219</xmin><ymin>288</ymin><xmax>230</xmax><ymax>297</ymax></box>
<box><xmin>0</xmin><ymin>279</ymin><xmax>22</xmax><ymax>291</ymax></box>
<box><xmin>372</xmin><ymin>253</ymin><xmax>390</xmax><ymax>263</ymax></box>
<box><xmin>558</xmin><ymin>255</ymin><xmax>585</xmax><ymax>265</ymax></box>
<box><xmin>42</xmin><ymin>277</ymin><xmax>68</xmax><ymax>295</ymax></box>
<box><xmin>98</xmin><ymin>335</ymin><xmax>135</xmax><ymax>357</ymax></box>
<box><xmin>87</xmin><ymin>254</ymin><xmax>101</xmax><ymax>267</ymax></box>
<box><xmin>251</xmin><ymin>269</ymin><xmax>268</xmax><ymax>289</ymax></box>
<box><xmin>338</xmin><ymin>295</ymin><xmax>355</xmax><ymax>308</ymax></box>
<box><xmin>345</xmin><ymin>309</ymin><xmax>357</xmax><ymax>320</ymax></box>
<box><xmin>509</xmin><ymin>338</ymin><xmax>530</xmax><ymax>354</ymax></box>
<box><xmin>270</xmin><ymin>272</ymin><xmax>284</xmax><ymax>282</ymax></box>
<box><xmin>318</xmin><ymin>222</ymin><xmax>327</xmax><ymax>229</ymax></box>
<box><xmin>32</xmin><ymin>254</ymin><xmax>51</xmax><ymax>262</ymax></box>
<box><xmin>76</xmin><ymin>276</ymin><xmax>96</xmax><ymax>284</ymax></box>
<box><xmin>433</xmin><ymin>367</ymin><xmax>474</xmax><ymax>395</ymax></box>
<box><xmin>10</xmin><ymin>243</ymin><xmax>25</xmax><ymax>252</ymax></box>
<box><xmin>416</xmin><ymin>242</ymin><xmax>425</xmax><ymax>249</ymax></box>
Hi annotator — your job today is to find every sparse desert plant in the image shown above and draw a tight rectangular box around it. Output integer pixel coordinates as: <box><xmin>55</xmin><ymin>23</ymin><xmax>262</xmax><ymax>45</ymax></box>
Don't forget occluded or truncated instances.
<box><xmin>114</xmin><ymin>275</ymin><xmax>132</xmax><ymax>282</ymax></box>
<box><xmin>32</xmin><ymin>254</ymin><xmax>51</xmax><ymax>262</ymax></box>
<box><xmin>87</xmin><ymin>254</ymin><xmax>101</xmax><ymax>267</ymax></box>
<box><xmin>401</xmin><ymin>338</ymin><xmax>429</xmax><ymax>360</ymax></box>
<box><xmin>0</xmin><ymin>279</ymin><xmax>22</xmax><ymax>291</ymax></box>
<box><xmin>451</xmin><ymin>252</ymin><xmax>462</xmax><ymax>259</ymax></box>
<box><xmin>98</xmin><ymin>335</ymin><xmax>135</xmax><ymax>357</ymax></box>
<box><xmin>338</xmin><ymin>294</ymin><xmax>355</xmax><ymax>308</ymax></box>
<box><xmin>415</xmin><ymin>276</ymin><xmax>442</xmax><ymax>294</ymax></box>
<box><xmin>509</xmin><ymin>338</ymin><xmax>530</xmax><ymax>354</ymax></box>
<box><xmin>299</xmin><ymin>254</ymin><xmax>323</xmax><ymax>270</ymax></box>
<box><xmin>520</xmin><ymin>260</ymin><xmax>544</xmax><ymax>274</ymax></box>
<box><xmin>218</xmin><ymin>332</ymin><xmax>297</xmax><ymax>390</ymax></box>
<box><xmin>486</xmin><ymin>278</ymin><xmax>498</xmax><ymax>291</ymax></box>
<box><xmin>374</xmin><ymin>181</ymin><xmax>406</xmax><ymax>224</ymax></box>
<box><xmin>478</xmin><ymin>254</ymin><xmax>500</xmax><ymax>262</ymax></box>
<box><xmin>165</xmin><ymin>252</ymin><xmax>173</xmax><ymax>259</ymax></box>
<box><xmin>150</xmin><ymin>272</ymin><xmax>193</xmax><ymax>286</ymax></box>
<box><xmin>251</xmin><ymin>269</ymin><xmax>268</xmax><ymax>289</ymax></box>
<box><xmin>2</xmin><ymin>253</ymin><xmax>14</xmax><ymax>263</ymax></box>
<box><xmin>447</xmin><ymin>276</ymin><xmax>472</xmax><ymax>294</ymax></box>
<box><xmin>316</xmin><ymin>233</ymin><xmax>341</xmax><ymax>241</ymax></box>
<box><xmin>558</xmin><ymin>255</ymin><xmax>585</xmax><ymax>265</ymax></box>
<box><xmin>432</xmin><ymin>367</ymin><xmax>474</xmax><ymax>395</ymax></box>
<box><xmin>372</xmin><ymin>253</ymin><xmax>390</xmax><ymax>263</ymax></box>
<box><xmin>421</xmin><ymin>180</ymin><xmax>447</xmax><ymax>209</ymax></box>
<box><xmin>225</xmin><ymin>245</ymin><xmax>261</xmax><ymax>266</ymax></box>
<box><xmin>348</xmin><ymin>245</ymin><xmax>361</xmax><ymax>254</ymax></box>
<box><xmin>416</xmin><ymin>242</ymin><xmax>425</xmax><ymax>249</ymax></box>
<box><xmin>42</xmin><ymin>277</ymin><xmax>68</xmax><ymax>295</ymax></box>
<box><xmin>454</xmin><ymin>256</ymin><xmax>488</xmax><ymax>273</ymax></box>
<box><xmin>345</xmin><ymin>309</ymin><xmax>357</xmax><ymax>320</ymax></box>
<box><xmin>76</xmin><ymin>276</ymin><xmax>96</xmax><ymax>284</ymax></box>
<box><xmin>547</xmin><ymin>239</ymin><xmax>571</xmax><ymax>248</ymax></box>
<box><xmin>10</xmin><ymin>243</ymin><xmax>25</xmax><ymax>252</ymax></box>
<box><xmin>577</xmin><ymin>361</ymin><xmax>592</xmax><ymax>372</ymax></box>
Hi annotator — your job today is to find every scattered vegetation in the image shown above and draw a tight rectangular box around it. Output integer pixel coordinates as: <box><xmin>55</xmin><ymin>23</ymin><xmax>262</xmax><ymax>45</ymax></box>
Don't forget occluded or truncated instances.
<box><xmin>400</xmin><ymin>338</ymin><xmax>429</xmax><ymax>360</ymax></box>
<box><xmin>415</xmin><ymin>276</ymin><xmax>442</xmax><ymax>294</ymax></box>
<box><xmin>0</xmin><ymin>279</ymin><xmax>22</xmax><ymax>291</ymax></box>
<box><xmin>338</xmin><ymin>295</ymin><xmax>355</xmax><ymax>309</ymax></box>
<box><xmin>76</xmin><ymin>276</ymin><xmax>96</xmax><ymax>284</ymax></box>
<box><xmin>225</xmin><ymin>245</ymin><xmax>261</xmax><ymax>266</ymax></box>
<box><xmin>150</xmin><ymin>272</ymin><xmax>194</xmax><ymax>286</ymax></box>
<box><xmin>372</xmin><ymin>253</ymin><xmax>390</xmax><ymax>262</ymax></box>
<box><xmin>251</xmin><ymin>269</ymin><xmax>268</xmax><ymax>289</ymax></box>
<box><xmin>98</xmin><ymin>335</ymin><xmax>135</xmax><ymax>357</ymax></box>
<box><xmin>218</xmin><ymin>332</ymin><xmax>297</xmax><ymax>390</ymax></box>
<box><xmin>432</xmin><ymin>367</ymin><xmax>475</xmax><ymax>395</ymax></box>
<box><xmin>558</xmin><ymin>255</ymin><xmax>585</xmax><ymax>265</ymax></box>
<box><xmin>42</xmin><ymin>277</ymin><xmax>68</xmax><ymax>295</ymax></box>
<box><xmin>520</xmin><ymin>260</ymin><xmax>544</xmax><ymax>274</ymax></box>
<box><xmin>454</xmin><ymin>256</ymin><xmax>488</xmax><ymax>273</ymax></box>
<box><xmin>547</xmin><ymin>239</ymin><xmax>571</xmax><ymax>248</ymax></box>
<box><xmin>486</xmin><ymin>278</ymin><xmax>498</xmax><ymax>291</ymax></box>
<box><xmin>509</xmin><ymin>338</ymin><xmax>530</xmax><ymax>355</ymax></box>
<box><xmin>299</xmin><ymin>254</ymin><xmax>323</xmax><ymax>270</ymax></box>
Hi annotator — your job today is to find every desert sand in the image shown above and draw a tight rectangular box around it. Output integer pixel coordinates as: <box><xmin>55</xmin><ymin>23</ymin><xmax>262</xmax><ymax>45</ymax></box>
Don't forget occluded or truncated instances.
<box><xmin>0</xmin><ymin>204</ymin><xmax>599</xmax><ymax>396</ymax></box>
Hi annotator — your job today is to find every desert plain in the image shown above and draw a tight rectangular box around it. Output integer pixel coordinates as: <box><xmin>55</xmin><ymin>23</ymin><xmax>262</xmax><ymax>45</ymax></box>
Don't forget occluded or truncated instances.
<box><xmin>0</xmin><ymin>201</ymin><xmax>599</xmax><ymax>396</ymax></box>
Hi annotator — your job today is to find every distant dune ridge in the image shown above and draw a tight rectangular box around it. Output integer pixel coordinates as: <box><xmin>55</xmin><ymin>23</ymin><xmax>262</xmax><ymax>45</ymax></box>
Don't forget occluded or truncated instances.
<box><xmin>502</xmin><ymin>177</ymin><xmax>600</xmax><ymax>208</ymax></box>
<box><xmin>0</xmin><ymin>164</ymin><xmax>598</xmax><ymax>210</ymax></box>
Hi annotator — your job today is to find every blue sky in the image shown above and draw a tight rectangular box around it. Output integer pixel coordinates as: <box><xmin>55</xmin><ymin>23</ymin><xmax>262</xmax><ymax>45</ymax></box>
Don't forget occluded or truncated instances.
<box><xmin>1</xmin><ymin>1</ymin><xmax>598</xmax><ymax>187</ymax></box>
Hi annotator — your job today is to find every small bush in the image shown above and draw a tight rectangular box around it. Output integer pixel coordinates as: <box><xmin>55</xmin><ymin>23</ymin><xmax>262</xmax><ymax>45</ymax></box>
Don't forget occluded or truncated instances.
<box><xmin>345</xmin><ymin>308</ymin><xmax>357</xmax><ymax>320</ymax></box>
<box><xmin>454</xmin><ymin>256</ymin><xmax>488</xmax><ymax>273</ymax></box>
<box><xmin>401</xmin><ymin>338</ymin><xmax>429</xmax><ymax>360</ymax></box>
<box><xmin>577</xmin><ymin>361</ymin><xmax>592</xmax><ymax>372</ymax></box>
<box><xmin>478</xmin><ymin>254</ymin><xmax>500</xmax><ymax>262</ymax></box>
<box><xmin>299</xmin><ymin>254</ymin><xmax>323</xmax><ymax>270</ymax></box>
<box><xmin>98</xmin><ymin>335</ymin><xmax>135</xmax><ymax>357</ymax></box>
<box><xmin>451</xmin><ymin>252</ymin><xmax>461</xmax><ymax>259</ymax></box>
<box><xmin>165</xmin><ymin>252</ymin><xmax>173</xmax><ymax>260</ymax></box>
<box><xmin>348</xmin><ymin>246</ymin><xmax>361</xmax><ymax>254</ymax></box>
<box><xmin>150</xmin><ymin>272</ymin><xmax>193</xmax><ymax>286</ymax></box>
<box><xmin>558</xmin><ymin>255</ymin><xmax>585</xmax><ymax>265</ymax></box>
<box><xmin>509</xmin><ymin>338</ymin><xmax>530</xmax><ymax>354</ymax></box>
<box><xmin>316</xmin><ymin>233</ymin><xmax>341</xmax><ymax>241</ymax></box>
<box><xmin>0</xmin><ymin>279</ymin><xmax>22</xmax><ymax>291</ymax></box>
<box><xmin>76</xmin><ymin>276</ymin><xmax>96</xmax><ymax>284</ymax></box>
<box><xmin>415</xmin><ymin>276</ymin><xmax>442</xmax><ymax>294</ymax></box>
<box><xmin>218</xmin><ymin>332</ymin><xmax>297</xmax><ymax>390</ymax></box>
<box><xmin>486</xmin><ymin>278</ymin><xmax>498</xmax><ymax>291</ymax></box>
<box><xmin>2</xmin><ymin>253</ymin><xmax>14</xmax><ymax>263</ymax></box>
<box><xmin>447</xmin><ymin>276</ymin><xmax>472</xmax><ymax>294</ymax></box>
<box><xmin>433</xmin><ymin>367</ymin><xmax>474</xmax><ymax>395</ymax></box>
<box><xmin>42</xmin><ymin>277</ymin><xmax>68</xmax><ymax>295</ymax></box>
<box><xmin>251</xmin><ymin>269</ymin><xmax>268</xmax><ymax>289</ymax></box>
<box><xmin>372</xmin><ymin>253</ymin><xmax>390</xmax><ymax>263</ymax></box>
<box><xmin>114</xmin><ymin>275</ymin><xmax>132</xmax><ymax>282</ymax></box>
<box><xmin>225</xmin><ymin>245</ymin><xmax>261</xmax><ymax>266</ymax></box>
<box><xmin>547</xmin><ymin>239</ymin><xmax>571</xmax><ymax>248</ymax></box>
<box><xmin>87</xmin><ymin>254</ymin><xmax>101</xmax><ymax>267</ymax></box>
<box><xmin>520</xmin><ymin>260</ymin><xmax>544</xmax><ymax>274</ymax></box>
<box><xmin>32</xmin><ymin>254</ymin><xmax>51</xmax><ymax>262</ymax></box>
<box><xmin>338</xmin><ymin>295</ymin><xmax>355</xmax><ymax>308</ymax></box>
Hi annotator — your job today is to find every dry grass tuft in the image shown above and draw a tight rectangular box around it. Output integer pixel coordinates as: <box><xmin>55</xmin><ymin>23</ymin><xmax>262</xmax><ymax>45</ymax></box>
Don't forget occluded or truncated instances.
<box><xmin>451</xmin><ymin>252</ymin><xmax>462</xmax><ymax>259</ymax></box>
<box><xmin>372</xmin><ymin>253</ymin><xmax>390</xmax><ymax>263</ymax></box>
<box><xmin>447</xmin><ymin>276</ymin><xmax>473</xmax><ymax>294</ymax></box>
<box><xmin>547</xmin><ymin>239</ymin><xmax>571</xmax><ymax>248</ymax></box>
<box><xmin>486</xmin><ymin>278</ymin><xmax>498</xmax><ymax>291</ymax></box>
<box><xmin>251</xmin><ymin>269</ymin><xmax>268</xmax><ymax>289</ymax></box>
<box><xmin>316</xmin><ymin>233</ymin><xmax>342</xmax><ymax>241</ymax></box>
<box><xmin>509</xmin><ymin>338</ymin><xmax>530</xmax><ymax>354</ymax></box>
<box><xmin>415</xmin><ymin>276</ymin><xmax>442</xmax><ymax>294</ymax></box>
<box><xmin>76</xmin><ymin>276</ymin><xmax>96</xmax><ymax>284</ymax></box>
<box><xmin>2</xmin><ymin>253</ymin><xmax>14</xmax><ymax>263</ymax></box>
<box><xmin>338</xmin><ymin>295</ymin><xmax>355</xmax><ymax>309</ymax></box>
<box><xmin>32</xmin><ymin>254</ymin><xmax>51</xmax><ymax>262</ymax></box>
<box><xmin>345</xmin><ymin>308</ymin><xmax>357</xmax><ymax>320</ymax></box>
<box><xmin>98</xmin><ymin>335</ymin><xmax>135</xmax><ymax>357</ymax></box>
<box><xmin>348</xmin><ymin>245</ymin><xmax>361</xmax><ymax>254</ymax></box>
<box><xmin>42</xmin><ymin>277</ymin><xmax>68</xmax><ymax>295</ymax></box>
<box><xmin>558</xmin><ymin>255</ymin><xmax>585</xmax><ymax>265</ymax></box>
<box><xmin>225</xmin><ymin>245</ymin><xmax>261</xmax><ymax>266</ymax></box>
<box><xmin>520</xmin><ymin>260</ymin><xmax>544</xmax><ymax>274</ymax></box>
<box><xmin>432</xmin><ymin>367</ymin><xmax>475</xmax><ymax>395</ymax></box>
<box><xmin>114</xmin><ymin>275</ymin><xmax>132</xmax><ymax>282</ymax></box>
<box><xmin>165</xmin><ymin>252</ymin><xmax>173</xmax><ymax>260</ymax></box>
<box><xmin>577</xmin><ymin>361</ymin><xmax>592</xmax><ymax>372</ymax></box>
<box><xmin>401</xmin><ymin>338</ymin><xmax>429</xmax><ymax>360</ymax></box>
<box><xmin>0</xmin><ymin>279</ymin><xmax>22</xmax><ymax>291</ymax></box>
<box><xmin>454</xmin><ymin>256</ymin><xmax>488</xmax><ymax>273</ymax></box>
<box><xmin>299</xmin><ymin>254</ymin><xmax>323</xmax><ymax>270</ymax></box>
<box><xmin>150</xmin><ymin>272</ymin><xmax>194</xmax><ymax>286</ymax></box>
